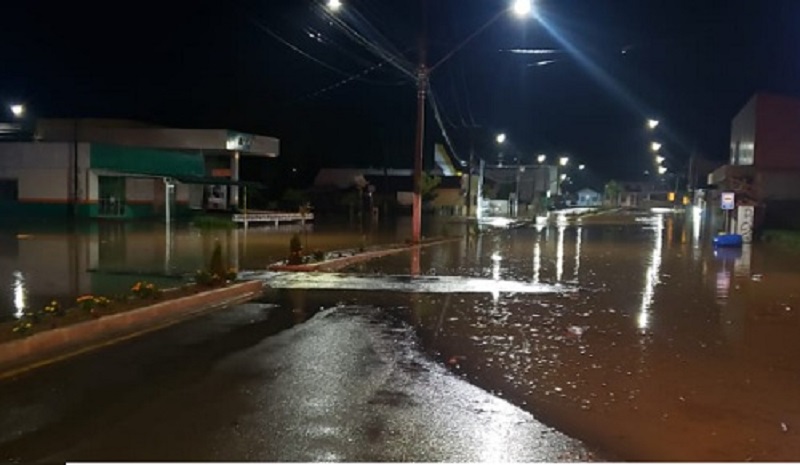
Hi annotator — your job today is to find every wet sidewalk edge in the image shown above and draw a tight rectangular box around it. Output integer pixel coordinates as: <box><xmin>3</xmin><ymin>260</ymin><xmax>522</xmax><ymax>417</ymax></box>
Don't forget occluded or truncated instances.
<box><xmin>0</xmin><ymin>281</ymin><xmax>264</xmax><ymax>379</ymax></box>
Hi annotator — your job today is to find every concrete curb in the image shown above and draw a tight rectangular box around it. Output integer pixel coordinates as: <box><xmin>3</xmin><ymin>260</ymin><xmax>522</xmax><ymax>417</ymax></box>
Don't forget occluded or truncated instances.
<box><xmin>0</xmin><ymin>280</ymin><xmax>264</xmax><ymax>375</ymax></box>
<box><xmin>268</xmin><ymin>237</ymin><xmax>461</xmax><ymax>272</ymax></box>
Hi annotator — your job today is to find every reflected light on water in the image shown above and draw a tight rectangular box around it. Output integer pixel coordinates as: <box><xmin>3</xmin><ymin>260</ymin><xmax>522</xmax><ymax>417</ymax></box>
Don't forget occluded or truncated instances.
<box><xmin>692</xmin><ymin>206</ymin><xmax>703</xmax><ymax>245</ymax></box>
<box><xmin>533</xmin><ymin>242</ymin><xmax>541</xmax><ymax>285</ymax></box>
<box><xmin>13</xmin><ymin>271</ymin><xmax>26</xmax><ymax>319</ymax></box>
<box><xmin>556</xmin><ymin>225</ymin><xmax>565</xmax><ymax>283</ymax></box>
<box><xmin>638</xmin><ymin>215</ymin><xmax>664</xmax><ymax>331</ymax></box>
<box><xmin>492</xmin><ymin>252</ymin><xmax>502</xmax><ymax>302</ymax></box>
<box><xmin>574</xmin><ymin>227</ymin><xmax>582</xmax><ymax>281</ymax></box>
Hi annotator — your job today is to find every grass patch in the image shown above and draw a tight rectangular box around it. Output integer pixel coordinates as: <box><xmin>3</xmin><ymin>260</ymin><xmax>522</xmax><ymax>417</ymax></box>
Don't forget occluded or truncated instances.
<box><xmin>762</xmin><ymin>229</ymin><xmax>800</xmax><ymax>248</ymax></box>
<box><xmin>192</xmin><ymin>215</ymin><xmax>234</xmax><ymax>229</ymax></box>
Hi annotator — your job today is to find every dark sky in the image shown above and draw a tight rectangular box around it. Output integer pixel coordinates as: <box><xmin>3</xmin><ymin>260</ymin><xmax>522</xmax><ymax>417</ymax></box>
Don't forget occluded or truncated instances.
<box><xmin>2</xmin><ymin>0</ymin><xmax>799</xmax><ymax>184</ymax></box>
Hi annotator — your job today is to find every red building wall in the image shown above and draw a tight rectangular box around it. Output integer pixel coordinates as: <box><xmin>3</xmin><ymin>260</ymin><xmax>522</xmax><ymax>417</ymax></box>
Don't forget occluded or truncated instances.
<box><xmin>754</xmin><ymin>93</ymin><xmax>800</xmax><ymax>170</ymax></box>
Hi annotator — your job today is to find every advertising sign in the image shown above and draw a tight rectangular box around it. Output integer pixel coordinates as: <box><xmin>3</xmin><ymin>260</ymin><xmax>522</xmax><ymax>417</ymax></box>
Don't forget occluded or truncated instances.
<box><xmin>721</xmin><ymin>192</ymin><xmax>735</xmax><ymax>210</ymax></box>
<box><xmin>737</xmin><ymin>205</ymin><xmax>755</xmax><ymax>243</ymax></box>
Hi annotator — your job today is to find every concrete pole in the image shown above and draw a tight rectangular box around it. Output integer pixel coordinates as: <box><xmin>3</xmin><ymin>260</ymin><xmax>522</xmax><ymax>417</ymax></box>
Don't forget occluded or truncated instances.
<box><xmin>231</xmin><ymin>151</ymin><xmax>240</xmax><ymax>210</ymax></box>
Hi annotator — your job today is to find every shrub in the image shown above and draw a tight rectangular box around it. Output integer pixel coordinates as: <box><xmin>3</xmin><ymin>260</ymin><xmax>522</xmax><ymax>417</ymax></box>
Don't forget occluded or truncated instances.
<box><xmin>312</xmin><ymin>249</ymin><xmax>326</xmax><ymax>262</ymax></box>
<box><xmin>42</xmin><ymin>300</ymin><xmax>64</xmax><ymax>317</ymax></box>
<box><xmin>209</xmin><ymin>241</ymin><xmax>226</xmax><ymax>278</ymax></box>
<box><xmin>288</xmin><ymin>233</ymin><xmax>303</xmax><ymax>265</ymax></box>
<box><xmin>131</xmin><ymin>281</ymin><xmax>160</xmax><ymax>299</ymax></box>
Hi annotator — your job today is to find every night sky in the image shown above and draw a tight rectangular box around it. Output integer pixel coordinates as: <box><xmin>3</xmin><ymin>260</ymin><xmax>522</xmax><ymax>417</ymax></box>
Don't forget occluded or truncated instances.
<box><xmin>2</xmin><ymin>0</ymin><xmax>799</xmax><ymax>186</ymax></box>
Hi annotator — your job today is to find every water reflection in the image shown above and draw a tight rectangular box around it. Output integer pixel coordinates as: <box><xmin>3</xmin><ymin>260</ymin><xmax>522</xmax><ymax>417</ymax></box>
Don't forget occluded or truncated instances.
<box><xmin>532</xmin><ymin>242</ymin><xmax>542</xmax><ymax>285</ymax></box>
<box><xmin>574</xmin><ymin>227</ymin><xmax>582</xmax><ymax>281</ymax></box>
<box><xmin>638</xmin><ymin>215</ymin><xmax>664</xmax><ymax>332</ymax></box>
<box><xmin>12</xmin><ymin>271</ymin><xmax>26</xmax><ymax>319</ymax></box>
<box><xmin>556</xmin><ymin>225</ymin><xmax>565</xmax><ymax>283</ymax></box>
<box><xmin>0</xmin><ymin>220</ymin><xmax>420</xmax><ymax>322</ymax></box>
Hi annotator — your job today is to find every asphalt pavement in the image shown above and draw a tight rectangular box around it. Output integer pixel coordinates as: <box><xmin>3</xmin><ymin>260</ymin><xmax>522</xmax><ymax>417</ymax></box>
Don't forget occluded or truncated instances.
<box><xmin>0</xmin><ymin>300</ymin><xmax>596</xmax><ymax>463</ymax></box>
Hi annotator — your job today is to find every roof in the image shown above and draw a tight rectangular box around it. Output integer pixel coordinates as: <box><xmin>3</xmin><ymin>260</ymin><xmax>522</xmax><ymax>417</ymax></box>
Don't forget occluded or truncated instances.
<box><xmin>33</xmin><ymin>119</ymin><xmax>280</xmax><ymax>157</ymax></box>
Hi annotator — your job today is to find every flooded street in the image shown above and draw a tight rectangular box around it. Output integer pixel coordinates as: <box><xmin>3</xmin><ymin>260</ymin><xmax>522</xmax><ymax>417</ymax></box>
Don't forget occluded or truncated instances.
<box><xmin>323</xmin><ymin>211</ymin><xmax>800</xmax><ymax>461</ymax></box>
<box><xmin>2</xmin><ymin>211</ymin><xmax>800</xmax><ymax>461</ymax></box>
<box><xmin>0</xmin><ymin>218</ymin><xmax>427</xmax><ymax>323</ymax></box>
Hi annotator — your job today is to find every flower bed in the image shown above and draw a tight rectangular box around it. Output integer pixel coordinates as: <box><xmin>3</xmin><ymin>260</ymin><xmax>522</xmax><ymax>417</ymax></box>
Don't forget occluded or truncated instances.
<box><xmin>1</xmin><ymin>279</ymin><xmax>237</xmax><ymax>345</ymax></box>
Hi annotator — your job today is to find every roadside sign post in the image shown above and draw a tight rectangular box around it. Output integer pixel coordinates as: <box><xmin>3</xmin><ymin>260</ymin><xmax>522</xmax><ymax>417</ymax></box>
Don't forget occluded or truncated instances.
<box><xmin>721</xmin><ymin>192</ymin><xmax>735</xmax><ymax>233</ymax></box>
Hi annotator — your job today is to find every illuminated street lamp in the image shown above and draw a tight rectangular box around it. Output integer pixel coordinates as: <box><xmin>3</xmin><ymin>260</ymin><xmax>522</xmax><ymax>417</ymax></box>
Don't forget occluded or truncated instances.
<box><xmin>658</xmin><ymin>166</ymin><xmax>668</xmax><ymax>175</ymax></box>
<box><xmin>578</xmin><ymin>164</ymin><xmax>586</xmax><ymax>171</ymax></box>
<box><xmin>537</xmin><ymin>154</ymin><xmax>546</xmax><ymax>163</ymax></box>
<box><xmin>327</xmin><ymin>0</ymin><xmax>342</xmax><ymax>11</ymax></box>
<box><xmin>655</xmin><ymin>155</ymin><xmax>665</xmax><ymax>165</ymax></box>
<box><xmin>560</xmin><ymin>173</ymin><xmax>568</xmax><ymax>181</ymax></box>
<box><xmin>10</xmin><ymin>104</ymin><xmax>24</xmax><ymax>118</ymax></box>
<box><xmin>512</xmin><ymin>0</ymin><xmax>533</xmax><ymax>17</ymax></box>
<box><xmin>651</xmin><ymin>142</ymin><xmax>662</xmax><ymax>152</ymax></box>
<box><xmin>559</xmin><ymin>156</ymin><xmax>569</xmax><ymax>167</ymax></box>
<box><xmin>647</xmin><ymin>119</ymin><xmax>659</xmax><ymax>130</ymax></box>
<box><xmin>496</xmin><ymin>133</ymin><xmax>507</xmax><ymax>144</ymax></box>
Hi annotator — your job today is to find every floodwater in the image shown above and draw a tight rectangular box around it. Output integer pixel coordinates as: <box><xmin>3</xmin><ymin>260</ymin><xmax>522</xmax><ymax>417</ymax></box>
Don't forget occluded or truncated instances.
<box><xmin>0</xmin><ymin>217</ymin><xmax>439</xmax><ymax>323</ymax></box>
<box><xmin>257</xmin><ymin>210</ymin><xmax>800</xmax><ymax>461</ymax></box>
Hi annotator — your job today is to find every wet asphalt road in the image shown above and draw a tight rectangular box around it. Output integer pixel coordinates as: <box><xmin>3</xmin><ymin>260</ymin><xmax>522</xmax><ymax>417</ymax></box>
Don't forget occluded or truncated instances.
<box><xmin>0</xmin><ymin>299</ymin><xmax>596</xmax><ymax>463</ymax></box>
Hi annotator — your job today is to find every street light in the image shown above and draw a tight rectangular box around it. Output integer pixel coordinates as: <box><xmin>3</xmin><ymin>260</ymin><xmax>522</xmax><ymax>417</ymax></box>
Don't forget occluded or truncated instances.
<box><xmin>512</xmin><ymin>0</ymin><xmax>534</xmax><ymax>17</ymax></box>
<box><xmin>578</xmin><ymin>164</ymin><xmax>586</xmax><ymax>171</ymax></box>
<box><xmin>537</xmin><ymin>154</ymin><xmax>546</xmax><ymax>164</ymax></box>
<box><xmin>559</xmin><ymin>156</ymin><xmax>569</xmax><ymax>167</ymax></box>
<box><xmin>647</xmin><ymin>119</ymin><xmax>659</xmax><ymax>130</ymax></box>
<box><xmin>650</xmin><ymin>141</ymin><xmax>662</xmax><ymax>152</ymax></box>
<box><xmin>10</xmin><ymin>104</ymin><xmax>24</xmax><ymax>118</ymax></box>
<box><xmin>658</xmin><ymin>166</ymin><xmax>668</xmax><ymax>175</ymax></box>
<box><xmin>326</xmin><ymin>0</ymin><xmax>342</xmax><ymax>12</ymax></box>
<box><xmin>655</xmin><ymin>155</ymin><xmax>665</xmax><ymax>165</ymax></box>
<box><xmin>496</xmin><ymin>133</ymin><xmax>507</xmax><ymax>144</ymax></box>
<box><xmin>560</xmin><ymin>174</ymin><xmax>567</xmax><ymax>181</ymax></box>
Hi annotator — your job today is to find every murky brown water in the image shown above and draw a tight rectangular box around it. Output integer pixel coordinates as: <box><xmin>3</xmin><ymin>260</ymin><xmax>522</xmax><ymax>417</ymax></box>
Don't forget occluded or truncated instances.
<box><xmin>332</xmin><ymin>211</ymin><xmax>800</xmax><ymax>461</ymax></box>
<box><xmin>0</xmin><ymin>217</ymin><xmax>439</xmax><ymax>323</ymax></box>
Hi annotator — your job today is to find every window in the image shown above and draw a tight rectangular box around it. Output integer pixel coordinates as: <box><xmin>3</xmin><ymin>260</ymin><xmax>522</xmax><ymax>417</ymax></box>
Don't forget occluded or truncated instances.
<box><xmin>0</xmin><ymin>179</ymin><xmax>18</xmax><ymax>201</ymax></box>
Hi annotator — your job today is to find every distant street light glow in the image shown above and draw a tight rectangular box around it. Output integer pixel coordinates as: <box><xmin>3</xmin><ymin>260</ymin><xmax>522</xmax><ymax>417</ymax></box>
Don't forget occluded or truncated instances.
<box><xmin>327</xmin><ymin>0</ymin><xmax>342</xmax><ymax>11</ymax></box>
<box><xmin>651</xmin><ymin>142</ymin><xmax>662</xmax><ymax>152</ymax></box>
<box><xmin>10</xmin><ymin>104</ymin><xmax>24</xmax><ymax>118</ymax></box>
<box><xmin>656</xmin><ymin>155</ymin><xmax>665</xmax><ymax>164</ymax></box>
<box><xmin>578</xmin><ymin>164</ymin><xmax>586</xmax><ymax>170</ymax></box>
<box><xmin>512</xmin><ymin>0</ymin><xmax>533</xmax><ymax>17</ymax></box>
<box><xmin>537</xmin><ymin>154</ymin><xmax>547</xmax><ymax>163</ymax></box>
<box><xmin>559</xmin><ymin>156</ymin><xmax>569</xmax><ymax>167</ymax></box>
<box><xmin>560</xmin><ymin>174</ymin><xmax>568</xmax><ymax>181</ymax></box>
<box><xmin>647</xmin><ymin>119</ymin><xmax>660</xmax><ymax>130</ymax></box>
<box><xmin>496</xmin><ymin>133</ymin><xmax>507</xmax><ymax>144</ymax></box>
<box><xmin>658</xmin><ymin>166</ymin><xmax>668</xmax><ymax>175</ymax></box>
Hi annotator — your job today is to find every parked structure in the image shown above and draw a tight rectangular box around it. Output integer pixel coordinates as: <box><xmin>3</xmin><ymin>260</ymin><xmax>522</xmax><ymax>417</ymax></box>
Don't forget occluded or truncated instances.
<box><xmin>708</xmin><ymin>92</ymin><xmax>800</xmax><ymax>230</ymax></box>
<box><xmin>0</xmin><ymin>119</ymin><xmax>279</xmax><ymax>219</ymax></box>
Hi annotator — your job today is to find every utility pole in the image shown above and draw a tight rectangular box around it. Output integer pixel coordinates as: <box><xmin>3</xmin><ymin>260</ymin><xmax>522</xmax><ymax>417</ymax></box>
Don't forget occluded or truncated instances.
<box><xmin>411</xmin><ymin>0</ymin><xmax>428</xmax><ymax>244</ymax></box>
<box><xmin>465</xmin><ymin>132</ymin><xmax>475</xmax><ymax>217</ymax></box>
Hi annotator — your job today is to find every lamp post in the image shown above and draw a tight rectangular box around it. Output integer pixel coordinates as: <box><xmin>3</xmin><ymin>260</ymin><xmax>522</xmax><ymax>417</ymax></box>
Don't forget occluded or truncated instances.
<box><xmin>409</xmin><ymin>1</ymin><xmax>533</xmax><ymax>243</ymax></box>
<box><xmin>647</xmin><ymin>119</ymin><xmax>660</xmax><ymax>130</ymax></box>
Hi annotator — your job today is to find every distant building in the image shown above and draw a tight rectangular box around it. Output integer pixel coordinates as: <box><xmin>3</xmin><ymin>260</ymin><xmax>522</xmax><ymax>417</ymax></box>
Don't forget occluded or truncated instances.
<box><xmin>0</xmin><ymin>119</ymin><xmax>279</xmax><ymax>219</ymax></box>
<box><xmin>575</xmin><ymin>188</ymin><xmax>602</xmax><ymax>207</ymax></box>
<box><xmin>708</xmin><ymin>92</ymin><xmax>800</xmax><ymax>229</ymax></box>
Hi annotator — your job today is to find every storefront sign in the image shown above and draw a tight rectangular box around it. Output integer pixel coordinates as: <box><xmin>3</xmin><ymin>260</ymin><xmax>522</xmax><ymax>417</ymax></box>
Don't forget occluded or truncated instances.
<box><xmin>721</xmin><ymin>192</ymin><xmax>735</xmax><ymax>210</ymax></box>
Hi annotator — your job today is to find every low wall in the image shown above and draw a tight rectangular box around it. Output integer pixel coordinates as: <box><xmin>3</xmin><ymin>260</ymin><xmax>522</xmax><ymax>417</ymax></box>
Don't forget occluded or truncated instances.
<box><xmin>0</xmin><ymin>280</ymin><xmax>264</xmax><ymax>375</ymax></box>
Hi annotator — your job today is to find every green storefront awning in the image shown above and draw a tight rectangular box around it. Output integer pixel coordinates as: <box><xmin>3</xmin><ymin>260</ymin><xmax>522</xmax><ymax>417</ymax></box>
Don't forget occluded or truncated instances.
<box><xmin>90</xmin><ymin>144</ymin><xmax>205</xmax><ymax>178</ymax></box>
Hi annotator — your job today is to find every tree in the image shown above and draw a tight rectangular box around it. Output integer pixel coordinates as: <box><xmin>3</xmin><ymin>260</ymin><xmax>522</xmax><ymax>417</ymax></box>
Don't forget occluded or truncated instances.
<box><xmin>604</xmin><ymin>180</ymin><xmax>622</xmax><ymax>206</ymax></box>
<box><xmin>421</xmin><ymin>172</ymin><xmax>442</xmax><ymax>203</ymax></box>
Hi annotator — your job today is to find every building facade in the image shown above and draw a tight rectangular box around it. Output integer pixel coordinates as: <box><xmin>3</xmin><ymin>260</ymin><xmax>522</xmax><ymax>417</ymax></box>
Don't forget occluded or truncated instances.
<box><xmin>0</xmin><ymin>119</ymin><xmax>279</xmax><ymax>220</ymax></box>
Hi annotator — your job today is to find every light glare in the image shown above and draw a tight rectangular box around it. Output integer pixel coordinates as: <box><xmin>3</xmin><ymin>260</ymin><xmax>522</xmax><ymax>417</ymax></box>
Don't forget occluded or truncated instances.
<box><xmin>10</xmin><ymin>104</ymin><xmax>24</xmax><ymax>118</ymax></box>
<box><xmin>648</xmin><ymin>119</ymin><xmax>660</xmax><ymax>129</ymax></box>
<box><xmin>327</xmin><ymin>0</ymin><xmax>342</xmax><ymax>11</ymax></box>
<box><xmin>559</xmin><ymin>156</ymin><xmax>569</xmax><ymax>166</ymax></box>
<box><xmin>651</xmin><ymin>142</ymin><xmax>662</xmax><ymax>152</ymax></box>
<box><xmin>537</xmin><ymin>154</ymin><xmax>546</xmax><ymax>163</ymax></box>
<box><xmin>496</xmin><ymin>133</ymin><xmax>507</xmax><ymax>144</ymax></box>
<box><xmin>512</xmin><ymin>0</ymin><xmax>533</xmax><ymax>17</ymax></box>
